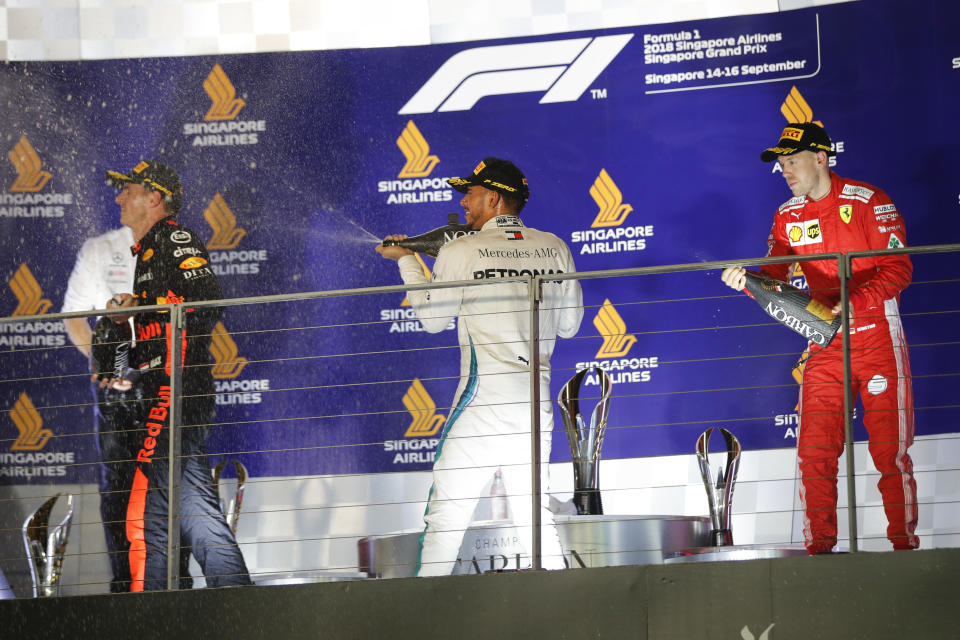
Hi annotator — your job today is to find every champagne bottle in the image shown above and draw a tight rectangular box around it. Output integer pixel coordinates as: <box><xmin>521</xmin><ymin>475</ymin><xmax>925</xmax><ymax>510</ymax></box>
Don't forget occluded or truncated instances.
<box><xmin>742</xmin><ymin>271</ymin><xmax>842</xmax><ymax>347</ymax></box>
<box><xmin>490</xmin><ymin>468</ymin><xmax>509</xmax><ymax>521</ymax></box>
<box><xmin>381</xmin><ymin>213</ymin><xmax>476</xmax><ymax>257</ymax></box>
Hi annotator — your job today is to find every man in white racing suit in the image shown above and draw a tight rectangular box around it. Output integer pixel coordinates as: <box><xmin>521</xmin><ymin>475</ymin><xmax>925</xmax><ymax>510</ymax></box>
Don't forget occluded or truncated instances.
<box><xmin>377</xmin><ymin>157</ymin><xmax>583</xmax><ymax>576</ymax></box>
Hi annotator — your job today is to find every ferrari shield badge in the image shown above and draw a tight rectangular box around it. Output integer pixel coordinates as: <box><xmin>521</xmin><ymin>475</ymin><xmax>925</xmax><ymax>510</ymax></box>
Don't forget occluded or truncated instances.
<box><xmin>839</xmin><ymin>204</ymin><xmax>852</xmax><ymax>224</ymax></box>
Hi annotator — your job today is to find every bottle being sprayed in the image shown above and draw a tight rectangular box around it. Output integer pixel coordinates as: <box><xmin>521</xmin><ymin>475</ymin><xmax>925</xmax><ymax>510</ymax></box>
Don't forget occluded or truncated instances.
<box><xmin>742</xmin><ymin>271</ymin><xmax>841</xmax><ymax>347</ymax></box>
<box><xmin>380</xmin><ymin>213</ymin><xmax>476</xmax><ymax>257</ymax></box>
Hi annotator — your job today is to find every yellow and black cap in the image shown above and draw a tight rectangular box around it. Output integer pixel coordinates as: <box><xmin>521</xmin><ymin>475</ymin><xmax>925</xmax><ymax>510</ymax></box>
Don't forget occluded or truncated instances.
<box><xmin>761</xmin><ymin>122</ymin><xmax>835</xmax><ymax>162</ymax></box>
<box><xmin>106</xmin><ymin>160</ymin><xmax>183</xmax><ymax>212</ymax></box>
<box><xmin>448</xmin><ymin>157</ymin><xmax>530</xmax><ymax>204</ymax></box>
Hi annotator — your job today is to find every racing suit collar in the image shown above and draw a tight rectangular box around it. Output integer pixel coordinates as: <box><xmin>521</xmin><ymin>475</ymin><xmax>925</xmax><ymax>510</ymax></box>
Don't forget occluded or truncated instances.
<box><xmin>481</xmin><ymin>215</ymin><xmax>524</xmax><ymax>231</ymax></box>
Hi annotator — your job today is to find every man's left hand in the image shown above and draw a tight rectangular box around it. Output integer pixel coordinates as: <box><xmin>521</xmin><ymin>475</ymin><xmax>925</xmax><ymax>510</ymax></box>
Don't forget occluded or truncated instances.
<box><xmin>376</xmin><ymin>234</ymin><xmax>414</xmax><ymax>261</ymax></box>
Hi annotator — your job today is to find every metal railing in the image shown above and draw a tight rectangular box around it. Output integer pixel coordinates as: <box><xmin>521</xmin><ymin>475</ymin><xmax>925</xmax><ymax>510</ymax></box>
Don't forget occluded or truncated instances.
<box><xmin>0</xmin><ymin>243</ymin><xmax>956</xmax><ymax>593</ymax></box>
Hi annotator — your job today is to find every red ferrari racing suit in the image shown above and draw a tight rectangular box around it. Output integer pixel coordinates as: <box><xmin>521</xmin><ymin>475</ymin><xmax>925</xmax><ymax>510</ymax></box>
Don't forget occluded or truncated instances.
<box><xmin>760</xmin><ymin>171</ymin><xmax>918</xmax><ymax>553</ymax></box>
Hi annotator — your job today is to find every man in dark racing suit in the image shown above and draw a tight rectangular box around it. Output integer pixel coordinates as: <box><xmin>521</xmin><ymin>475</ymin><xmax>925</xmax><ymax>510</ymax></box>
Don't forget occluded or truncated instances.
<box><xmin>103</xmin><ymin>160</ymin><xmax>251</xmax><ymax>590</ymax></box>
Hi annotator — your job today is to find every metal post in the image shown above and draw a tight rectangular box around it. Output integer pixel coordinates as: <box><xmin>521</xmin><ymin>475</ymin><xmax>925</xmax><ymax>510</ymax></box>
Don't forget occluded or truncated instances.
<box><xmin>839</xmin><ymin>256</ymin><xmax>859</xmax><ymax>552</ymax></box>
<box><xmin>528</xmin><ymin>277</ymin><xmax>543</xmax><ymax>570</ymax></box>
<box><xmin>166</xmin><ymin>304</ymin><xmax>184</xmax><ymax>588</ymax></box>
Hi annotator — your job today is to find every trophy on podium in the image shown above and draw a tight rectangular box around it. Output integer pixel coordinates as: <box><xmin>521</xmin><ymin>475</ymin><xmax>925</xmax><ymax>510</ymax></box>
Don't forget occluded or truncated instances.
<box><xmin>695</xmin><ymin>427</ymin><xmax>741</xmax><ymax>546</ymax></box>
<box><xmin>213</xmin><ymin>460</ymin><xmax>248</xmax><ymax>535</ymax></box>
<box><xmin>558</xmin><ymin>367</ymin><xmax>613</xmax><ymax>515</ymax></box>
<box><xmin>22</xmin><ymin>493</ymin><xmax>74</xmax><ymax>597</ymax></box>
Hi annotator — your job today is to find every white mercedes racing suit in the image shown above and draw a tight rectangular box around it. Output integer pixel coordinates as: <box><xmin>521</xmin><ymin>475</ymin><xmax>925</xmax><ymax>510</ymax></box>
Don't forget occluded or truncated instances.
<box><xmin>397</xmin><ymin>214</ymin><xmax>583</xmax><ymax>576</ymax></box>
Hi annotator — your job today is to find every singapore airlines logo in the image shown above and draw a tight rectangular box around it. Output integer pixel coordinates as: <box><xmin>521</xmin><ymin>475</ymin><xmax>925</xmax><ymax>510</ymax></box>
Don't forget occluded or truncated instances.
<box><xmin>204</xmin><ymin>64</ymin><xmax>246</xmax><ymax>121</ymax></box>
<box><xmin>10</xmin><ymin>392</ymin><xmax>52</xmax><ymax>451</ymax></box>
<box><xmin>593</xmin><ymin>299</ymin><xmax>636</xmax><ymax>358</ymax></box>
<box><xmin>210</xmin><ymin>322</ymin><xmax>248</xmax><ymax>379</ymax></box>
<box><xmin>403</xmin><ymin>378</ymin><xmax>446</xmax><ymax>438</ymax></box>
<box><xmin>204</xmin><ymin>193</ymin><xmax>246</xmax><ymax>250</ymax></box>
<box><xmin>590</xmin><ymin>169</ymin><xmax>633</xmax><ymax>228</ymax></box>
<box><xmin>399</xmin><ymin>34</ymin><xmax>633</xmax><ymax>114</ymax></box>
<box><xmin>8</xmin><ymin>136</ymin><xmax>52</xmax><ymax>192</ymax></box>
<box><xmin>397</xmin><ymin>121</ymin><xmax>439</xmax><ymax>178</ymax></box>
<box><xmin>780</xmin><ymin>86</ymin><xmax>822</xmax><ymax>127</ymax></box>
<box><xmin>9</xmin><ymin>264</ymin><xmax>51</xmax><ymax>316</ymax></box>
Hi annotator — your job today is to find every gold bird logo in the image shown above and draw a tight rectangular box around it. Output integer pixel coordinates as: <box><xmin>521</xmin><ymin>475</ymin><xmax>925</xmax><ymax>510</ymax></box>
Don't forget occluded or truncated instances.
<box><xmin>590</xmin><ymin>169</ymin><xmax>633</xmax><ymax>228</ymax></box>
<box><xmin>204</xmin><ymin>193</ymin><xmax>247</xmax><ymax>250</ymax></box>
<box><xmin>397</xmin><ymin>120</ymin><xmax>440</xmax><ymax>178</ymax></box>
<box><xmin>203</xmin><ymin>64</ymin><xmax>246</xmax><ymax>121</ymax></box>
<box><xmin>9</xmin><ymin>264</ymin><xmax>52</xmax><ymax>316</ymax></box>
<box><xmin>10</xmin><ymin>393</ymin><xmax>53</xmax><ymax>451</ymax></box>
<box><xmin>402</xmin><ymin>378</ymin><xmax>446</xmax><ymax>438</ymax></box>
<box><xmin>210</xmin><ymin>322</ymin><xmax>249</xmax><ymax>379</ymax></box>
<box><xmin>593</xmin><ymin>299</ymin><xmax>637</xmax><ymax>358</ymax></box>
<box><xmin>8</xmin><ymin>136</ymin><xmax>52</xmax><ymax>192</ymax></box>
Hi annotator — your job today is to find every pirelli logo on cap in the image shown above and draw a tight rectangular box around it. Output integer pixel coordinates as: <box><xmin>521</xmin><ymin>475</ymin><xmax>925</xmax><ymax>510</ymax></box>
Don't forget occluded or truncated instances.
<box><xmin>9</xmin><ymin>264</ymin><xmax>51</xmax><ymax>316</ymax></box>
<box><xmin>590</xmin><ymin>169</ymin><xmax>633</xmax><ymax>228</ymax></box>
<box><xmin>204</xmin><ymin>64</ymin><xmax>246</xmax><ymax>121</ymax></box>
<box><xmin>9</xmin><ymin>392</ymin><xmax>52</xmax><ymax>451</ymax></box>
<box><xmin>473</xmin><ymin>161</ymin><xmax>486</xmax><ymax>174</ymax></box>
<box><xmin>781</xmin><ymin>127</ymin><xmax>804</xmax><ymax>141</ymax></box>
<box><xmin>205</xmin><ymin>193</ymin><xmax>247</xmax><ymax>250</ymax></box>
<box><xmin>402</xmin><ymin>378</ymin><xmax>446</xmax><ymax>438</ymax></box>
<box><xmin>210</xmin><ymin>322</ymin><xmax>248</xmax><ymax>379</ymax></box>
<box><xmin>8</xmin><ymin>136</ymin><xmax>52</xmax><ymax>193</ymax></box>
<box><xmin>397</xmin><ymin>121</ymin><xmax>439</xmax><ymax>178</ymax></box>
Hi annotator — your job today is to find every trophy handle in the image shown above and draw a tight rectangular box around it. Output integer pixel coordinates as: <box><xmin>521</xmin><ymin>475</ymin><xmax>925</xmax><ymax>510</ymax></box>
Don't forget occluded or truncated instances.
<box><xmin>213</xmin><ymin>460</ymin><xmax>248</xmax><ymax>535</ymax></box>
<box><xmin>696</xmin><ymin>427</ymin><xmax>741</xmax><ymax>546</ymax></box>
<box><xmin>22</xmin><ymin>493</ymin><xmax>74</xmax><ymax>597</ymax></box>
<box><xmin>557</xmin><ymin>367</ymin><xmax>613</xmax><ymax>516</ymax></box>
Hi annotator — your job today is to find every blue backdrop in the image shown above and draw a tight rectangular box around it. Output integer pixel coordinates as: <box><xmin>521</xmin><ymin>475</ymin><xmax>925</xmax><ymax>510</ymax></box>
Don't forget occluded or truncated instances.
<box><xmin>1</xmin><ymin>0</ymin><xmax>958</xmax><ymax>483</ymax></box>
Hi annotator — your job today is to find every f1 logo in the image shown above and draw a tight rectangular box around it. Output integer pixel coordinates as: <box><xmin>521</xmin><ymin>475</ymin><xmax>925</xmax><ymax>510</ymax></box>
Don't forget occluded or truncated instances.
<box><xmin>399</xmin><ymin>34</ymin><xmax>633</xmax><ymax>114</ymax></box>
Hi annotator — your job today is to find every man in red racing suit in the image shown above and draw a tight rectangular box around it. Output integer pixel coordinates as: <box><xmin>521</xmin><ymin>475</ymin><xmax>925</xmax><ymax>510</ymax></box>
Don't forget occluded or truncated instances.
<box><xmin>722</xmin><ymin>123</ymin><xmax>918</xmax><ymax>553</ymax></box>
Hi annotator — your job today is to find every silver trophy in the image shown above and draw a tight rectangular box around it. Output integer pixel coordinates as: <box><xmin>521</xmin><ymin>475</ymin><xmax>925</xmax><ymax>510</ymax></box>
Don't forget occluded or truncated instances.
<box><xmin>213</xmin><ymin>460</ymin><xmax>248</xmax><ymax>535</ymax></box>
<box><xmin>558</xmin><ymin>367</ymin><xmax>613</xmax><ymax>515</ymax></box>
<box><xmin>22</xmin><ymin>493</ymin><xmax>74</xmax><ymax>597</ymax></box>
<box><xmin>695</xmin><ymin>427</ymin><xmax>741</xmax><ymax>546</ymax></box>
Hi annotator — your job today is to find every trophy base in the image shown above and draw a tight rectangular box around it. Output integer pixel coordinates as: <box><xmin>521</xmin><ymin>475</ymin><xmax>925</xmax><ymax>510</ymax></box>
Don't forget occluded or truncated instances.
<box><xmin>662</xmin><ymin>543</ymin><xmax>810</xmax><ymax>564</ymax></box>
<box><xmin>254</xmin><ymin>570</ymin><xmax>368</xmax><ymax>586</ymax></box>
<box><xmin>359</xmin><ymin>519</ymin><xmax>526</xmax><ymax>579</ymax></box>
<box><xmin>358</xmin><ymin>515</ymin><xmax>713</xmax><ymax>577</ymax></box>
<box><xmin>555</xmin><ymin>514</ymin><xmax>711</xmax><ymax>568</ymax></box>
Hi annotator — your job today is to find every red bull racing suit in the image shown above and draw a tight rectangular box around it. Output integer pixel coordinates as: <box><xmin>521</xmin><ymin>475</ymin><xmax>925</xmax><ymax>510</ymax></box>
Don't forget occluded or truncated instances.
<box><xmin>126</xmin><ymin>216</ymin><xmax>251</xmax><ymax>590</ymax></box>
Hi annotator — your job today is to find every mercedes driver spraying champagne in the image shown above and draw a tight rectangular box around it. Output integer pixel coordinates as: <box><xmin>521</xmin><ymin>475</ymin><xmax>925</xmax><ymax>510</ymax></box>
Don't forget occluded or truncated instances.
<box><xmin>377</xmin><ymin>157</ymin><xmax>583</xmax><ymax>576</ymax></box>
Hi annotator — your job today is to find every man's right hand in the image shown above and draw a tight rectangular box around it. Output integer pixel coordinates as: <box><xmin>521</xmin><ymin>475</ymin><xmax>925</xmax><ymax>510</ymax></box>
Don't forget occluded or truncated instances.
<box><xmin>105</xmin><ymin>293</ymin><xmax>137</xmax><ymax>324</ymax></box>
<box><xmin>720</xmin><ymin>266</ymin><xmax>747</xmax><ymax>292</ymax></box>
<box><xmin>375</xmin><ymin>234</ymin><xmax>414</xmax><ymax>261</ymax></box>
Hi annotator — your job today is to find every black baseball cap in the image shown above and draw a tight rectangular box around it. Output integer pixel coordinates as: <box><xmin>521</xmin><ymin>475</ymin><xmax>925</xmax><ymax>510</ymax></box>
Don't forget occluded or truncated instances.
<box><xmin>106</xmin><ymin>160</ymin><xmax>183</xmax><ymax>212</ymax></box>
<box><xmin>760</xmin><ymin>122</ymin><xmax>835</xmax><ymax>162</ymax></box>
<box><xmin>448</xmin><ymin>157</ymin><xmax>530</xmax><ymax>204</ymax></box>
